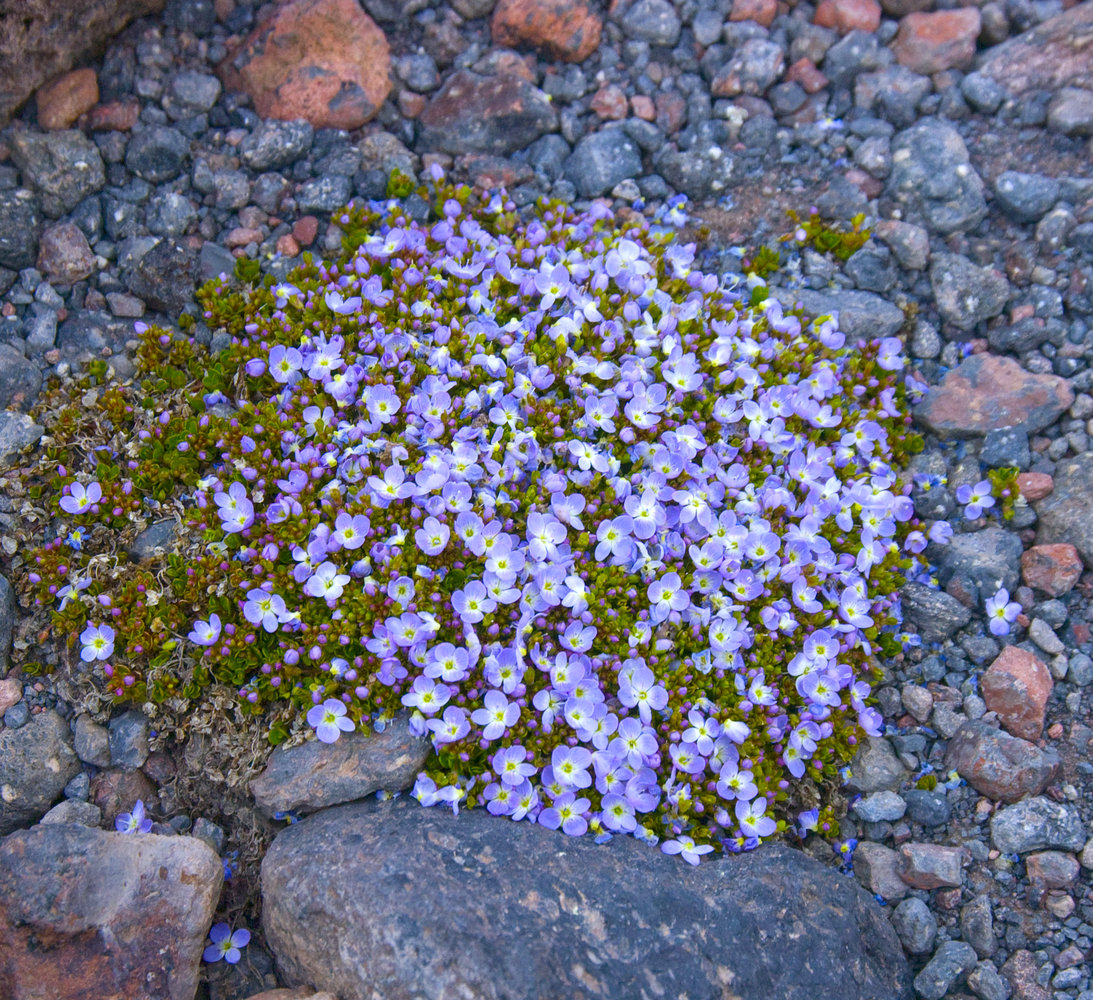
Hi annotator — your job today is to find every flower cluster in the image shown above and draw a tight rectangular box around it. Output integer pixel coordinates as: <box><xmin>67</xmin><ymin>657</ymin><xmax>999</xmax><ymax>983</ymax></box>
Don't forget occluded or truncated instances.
<box><xmin>23</xmin><ymin>176</ymin><xmax>927</xmax><ymax>856</ymax></box>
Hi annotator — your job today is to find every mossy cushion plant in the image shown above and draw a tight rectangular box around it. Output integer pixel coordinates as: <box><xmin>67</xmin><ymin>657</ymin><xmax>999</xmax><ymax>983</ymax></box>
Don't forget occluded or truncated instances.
<box><xmin>17</xmin><ymin>171</ymin><xmax>928</xmax><ymax>859</ymax></box>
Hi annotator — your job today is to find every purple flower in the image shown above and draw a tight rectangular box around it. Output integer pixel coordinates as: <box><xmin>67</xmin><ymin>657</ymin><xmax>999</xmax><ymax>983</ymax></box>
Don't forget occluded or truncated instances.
<box><xmin>451</xmin><ymin>580</ymin><xmax>496</xmax><ymax>624</ymax></box>
<box><xmin>203</xmin><ymin>923</ymin><xmax>251</xmax><ymax>964</ymax></box>
<box><xmin>60</xmin><ymin>481</ymin><xmax>102</xmax><ymax>515</ymax></box>
<box><xmin>618</xmin><ymin>663</ymin><xmax>668</xmax><ymax>724</ymax></box>
<box><xmin>538</xmin><ymin>791</ymin><xmax>590</xmax><ymax>836</ymax></box>
<box><xmin>736</xmin><ymin>797</ymin><xmax>777</xmax><ymax>838</ymax></box>
<box><xmin>661</xmin><ymin>835</ymin><xmax>714</xmax><ymax>865</ymax></box>
<box><xmin>427</xmin><ymin>705</ymin><xmax>470</xmax><ymax>744</ymax></box>
<box><xmin>306</xmin><ymin>699</ymin><xmax>356</xmax><ymax>743</ymax></box>
<box><xmin>80</xmin><ymin>622</ymin><xmax>115</xmax><ymax>662</ymax></box>
<box><xmin>472</xmin><ymin>689</ymin><xmax>519</xmax><ymax>740</ymax></box>
<box><xmin>551</xmin><ymin>745</ymin><xmax>593</xmax><ymax>789</ymax></box>
<box><xmin>115</xmin><ymin>799</ymin><xmax>153</xmax><ymax>834</ymax></box>
<box><xmin>955</xmin><ymin>480</ymin><xmax>995</xmax><ymax>520</ymax></box>
<box><xmin>188</xmin><ymin>613</ymin><xmax>222</xmax><ymax>647</ymax></box>
<box><xmin>304</xmin><ymin>561</ymin><xmax>351</xmax><ymax>600</ymax></box>
<box><xmin>415</xmin><ymin>516</ymin><xmax>451</xmax><ymax>556</ymax></box>
<box><xmin>984</xmin><ymin>587</ymin><xmax>1021</xmax><ymax>636</ymax></box>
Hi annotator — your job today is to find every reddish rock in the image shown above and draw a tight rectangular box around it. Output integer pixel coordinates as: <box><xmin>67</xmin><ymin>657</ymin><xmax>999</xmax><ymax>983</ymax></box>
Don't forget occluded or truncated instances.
<box><xmin>0</xmin><ymin>824</ymin><xmax>221</xmax><ymax>1000</ymax></box>
<box><xmin>1002</xmin><ymin>949</ymin><xmax>1052</xmax><ymax>1000</ymax></box>
<box><xmin>0</xmin><ymin>677</ymin><xmax>22</xmax><ymax>714</ymax></box>
<box><xmin>417</xmin><ymin>71</ymin><xmax>557</xmax><ymax>155</ymax></box>
<box><xmin>1026</xmin><ymin>851</ymin><xmax>1080</xmax><ymax>889</ymax></box>
<box><xmin>728</xmin><ymin>0</ymin><xmax>777</xmax><ymax>27</ymax></box>
<box><xmin>397</xmin><ymin>90</ymin><xmax>426</xmax><ymax>119</ymax></box>
<box><xmin>0</xmin><ymin>0</ymin><xmax>163</xmax><ymax>126</ymax></box>
<box><xmin>814</xmin><ymin>0</ymin><xmax>881</xmax><ymax>34</ymax></box>
<box><xmin>491</xmin><ymin>0</ymin><xmax>602</xmax><ymax>63</ymax></box>
<box><xmin>292</xmin><ymin>215</ymin><xmax>319</xmax><ymax>246</ymax></box>
<box><xmin>982</xmin><ymin>646</ymin><xmax>1053</xmax><ymax>742</ymax></box>
<box><xmin>88</xmin><ymin>99</ymin><xmax>140</xmax><ymax>131</ymax></box>
<box><xmin>853</xmin><ymin>841</ymin><xmax>910</xmax><ymax>901</ymax></box>
<box><xmin>898</xmin><ymin>843</ymin><xmax>964</xmax><ymax>889</ymax></box>
<box><xmin>893</xmin><ymin>9</ymin><xmax>982</xmax><ymax>75</ymax></box>
<box><xmin>945</xmin><ymin>719</ymin><xmax>1060</xmax><ymax>803</ymax></box>
<box><xmin>979</xmin><ymin>2</ymin><xmax>1093</xmax><ymax>95</ymax></box>
<box><xmin>89</xmin><ymin>768</ymin><xmax>157</xmax><ymax>827</ymax></box>
<box><xmin>35</xmin><ymin>68</ymin><xmax>99</xmax><ymax>130</ymax></box>
<box><xmin>591</xmin><ymin>84</ymin><xmax>628</xmax><ymax>120</ymax></box>
<box><xmin>1021</xmin><ymin>544</ymin><xmax>1082</xmax><ymax>597</ymax></box>
<box><xmin>913</xmin><ymin>354</ymin><xmax>1074</xmax><ymax>440</ymax></box>
<box><xmin>218</xmin><ymin>0</ymin><xmax>391</xmax><ymax>130</ymax></box>
<box><xmin>276</xmin><ymin>234</ymin><xmax>301</xmax><ymax>256</ymax></box>
<box><xmin>1017</xmin><ymin>472</ymin><xmax>1053</xmax><ymax>502</ymax></box>
<box><xmin>462</xmin><ymin>154</ymin><xmax>534</xmax><ymax>189</ymax></box>
<box><xmin>631</xmin><ymin>95</ymin><xmax>655</xmax><ymax>120</ymax></box>
<box><xmin>226</xmin><ymin>226</ymin><xmax>262</xmax><ymax>248</ymax></box>
<box><xmin>786</xmin><ymin>57</ymin><xmax>829</xmax><ymax>94</ymax></box>
<box><xmin>37</xmin><ymin>222</ymin><xmax>96</xmax><ymax>284</ymax></box>
<box><xmin>655</xmin><ymin>90</ymin><xmax>688</xmax><ymax>134</ymax></box>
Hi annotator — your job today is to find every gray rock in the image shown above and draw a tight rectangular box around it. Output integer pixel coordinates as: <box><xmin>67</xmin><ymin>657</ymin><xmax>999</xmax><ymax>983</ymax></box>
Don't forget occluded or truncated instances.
<box><xmin>652</xmin><ymin>137</ymin><xmax>741</xmax><ymax>200</ymax></box>
<box><xmin>396</xmin><ymin>52</ymin><xmax>440</xmax><ymax>92</ymax></box>
<box><xmin>619</xmin><ymin>0</ymin><xmax>681</xmax><ymax>46</ymax></box>
<box><xmin>198</xmin><ymin>241</ymin><xmax>236</xmax><ymax>282</ymax></box>
<box><xmin>980</xmin><ymin>427</ymin><xmax>1030</xmax><ymax>471</ymax></box>
<box><xmin>108</xmin><ymin>709</ymin><xmax>149</xmax><ymax>770</ymax></box>
<box><xmin>1070</xmin><ymin>222</ymin><xmax>1093</xmax><ymax>260</ymax></box>
<box><xmin>692</xmin><ymin>8</ymin><xmax>724</xmax><ymax>46</ymax></box>
<box><xmin>1067</xmin><ymin>652</ymin><xmax>1093</xmax><ymax>686</ymax></box>
<box><xmin>993</xmin><ymin>171</ymin><xmax>1060</xmax><ymax>224</ymax></box>
<box><xmin>125</xmin><ymin>125</ymin><xmax>190</xmax><ymax>183</ymax></box>
<box><xmin>128</xmin><ymin>519</ymin><xmax>178</xmax><ymax>562</ymax></box>
<box><xmin>961</xmin><ymin>72</ymin><xmax>1006</xmax><ymax>113</ymax></box>
<box><xmin>165</xmin><ymin>70</ymin><xmax>221</xmax><ymax>114</ymax></box>
<box><xmin>125</xmin><ymin>238</ymin><xmax>197</xmax><ymax>315</ymax></box>
<box><xmin>213</xmin><ymin>169</ymin><xmax>250</xmax><ymax>210</ymax></box>
<box><xmin>262</xmin><ymin>797</ymin><xmax>912</xmax><ymax>1000</ymax></box>
<box><xmin>39</xmin><ymin>799</ymin><xmax>102</xmax><ymax>827</ymax></box>
<box><xmin>891</xmin><ymin>897</ymin><xmax>937</xmax><ymax>956</ymax></box>
<box><xmin>0</xmin><ymin>710</ymin><xmax>81</xmax><ymax>835</ymax></box>
<box><xmin>889</xmin><ymin>119</ymin><xmax>987</xmax><ymax>235</ymax></box>
<box><xmin>823</xmin><ymin>30</ymin><xmax>890</xmax><ymax>89</ymax></box>
<box><xmin>852</xmin><ymin>791</ymin><xmax>907</xmax><ymax>823</ymax></box>
<box><xmin>966</xmin><ymin>961</ymin><xmax>1009</xmax><ymax>1000</ymax></box>
<box><xmin>25</xmin><ymin>307</ymin><xmax>58</xmax><ymax>352</ymax></box>
<box><xmin>1047</xmin><ymin>87</ymin><xmax>1093</xmax><ymax>136</ymax></box>
<box><xmin>564</xmin><ymin>128</ymin><xmax>643</xmax><ymax>199</ymax></box>
<box><xmin>853</xmin><ymin>842</ymin><xmax>910</xmax><ymax>901</ymax></box>
<box><xmin>930</xmin><ymin>253</ymin><xmax>1010</xmax><ymax>331</ymax></box>
<box><xmin>0</xmin><ymin>824</ymin><xmax>222</xmax><ymax>1000</ymax></box>
<box><xmin>844</xmin><ymin>736</ymin><xmax>909</xmax><ymax>794</ymax></box>
<box><xmin>990</xmin><ymin>796</ymin><xmax>1086</xmax><ymax>854</ymax></box>
<box><xmin>1035</xmin><ymin>452</ymin><xmax>1093</xmax><ymax>566</ymax></box>
<box><xmin>960</xmin><ymin>896</ymin><xmax>996</xmax><ymax>959</ymax></box>
<box><xmin>191</xmin><ymin>816</ymin><xmax>225</xmax><ymax>854</ymax></box>
<box><xmin>241</xmin><ymin>120</ymin><xmax>315</xmax><ymax>171</ymax></box>
<box><xmin>913</xmin><ymin>941</ymin><xmax>978</xmax><ymax>1000</ymax></box>
<box><xmin>945</xmin><ymin>719</ymin><xmax>1060</xmax><ymax>803</ymax></box>
<box><xmin>0</xmin><ymin>189</ymin><xmax>41</xmax><ymax>269</ymax></box>
<box><xmin>9</xmin><ymin>130</ymin><xmax>106</xmax><ymax>218</ymax></box>
<box><xmin>769</xmin><ymin>287</ymin><xmax>905</xmax><ymax>341</ymax></box>
<box><xmin>938</xmin><ymin>527</ymin><xmax>1023</xmax><ymax>596</ymax></box>
<box><xmin>145</xmin><ymin>191</ymin><xmax>197</xmax><ymax>236</ymax></box>
<box><xmin>900</xmin><ymin>582</ymin><xmax>973</xmax><ymax>642</ymax></box>
<box><xmin>0</xmin><ymin>411</ymin><xmax>43</xmax><ymax>468</ymax></box>
<box><xmin>296</xmin><ymin>175</ymin><xmax>352</xmax><ymax>215</ymax></box>
<box><xmin>873</xmin><ymin>219</ymin><xmax>929</xmax><ymax>270</ymax></box>
<box><xmin>712</xmin><ymin>39</ymin><xmax>786</xmax><ymax>96</ymax></box>
<box><xmin>1028</xmin><ymin>618</ymin><xmax>1064</xmax><ymax>655</ymax></box>
<box><xmin>4</xmin><ymin>701</ymin><xmax>28</xmax><ymax>728</ymax></box>
<box><xmin>73</xmin><ymin>714</ymin><xmax>112</xmax><ymax>767</ymax></box>
<box><xmin>417</xmin><ymin>71</ymin><xmax>558</xmax><ymax>156</ymax></box>
<box><xmin>0</xmin><ymin>576</ymin><xmax>15</xmax><ymax>674</ymax></box>
<box><xmin>0</xmin><ymin>343</ymin><xmax>43</xmax><ymax>411</ymax></box>
<box><xmin>902</xmin><ymin>789</ymin><xmax>951</xmax><ymax>827</ymax></box>
<box><xmin>250</xmin><ymin>716</ymin><xmax>432</xmax><ymax>816</ymax></box>
<box><xmin>844</xmin><ymin>246</ymin><xmax>896</xmax><ymax>293</ymax></box>
<box><xmin>64</xmin><ymin>771</ymin><xmax>90</xmax><ymax>800</ymax></box>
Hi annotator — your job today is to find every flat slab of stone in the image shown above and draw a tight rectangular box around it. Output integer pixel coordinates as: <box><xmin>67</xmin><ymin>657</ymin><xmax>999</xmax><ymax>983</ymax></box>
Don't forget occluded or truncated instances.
<box><xmin>977</xmin><ymin>2</ymin><xmax>1093</xmax><ymax>95</ymax></box>
<box><xmin>913</xmin><ymin>354</ymin><xmax>1073</xmax><ymax>439</ymax></box>
<box><xmin>262</xmin><ymin>798</ymin><xmax>912</xmax><ymax>1000</ymax></box>
<box><xmin>250</xmin><ymin>717</ymin><xmax>432</xmax><ymax>816</ymax></box>
<box><xmin>0</xmin><ymin>824</ymin><xmax>222</xmax><ymax>1000</ymax></box>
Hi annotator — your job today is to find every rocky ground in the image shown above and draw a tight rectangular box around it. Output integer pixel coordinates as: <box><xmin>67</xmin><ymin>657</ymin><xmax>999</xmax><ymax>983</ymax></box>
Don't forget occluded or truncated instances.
<box><xmin>0</xmin><ymin>0</ymin><xmax>1092</xmax><ymax>998</ymax></box>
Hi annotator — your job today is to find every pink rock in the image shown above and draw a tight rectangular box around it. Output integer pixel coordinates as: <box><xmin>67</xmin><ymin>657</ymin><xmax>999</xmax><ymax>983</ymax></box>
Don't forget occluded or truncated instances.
<box><xmin>37</xmin><ymin>222</ymin><xmax>96</xmax><ymax>284</ymax></box>
<box><xmin>854</xmin><ymin>842</ymin><xmax>910</xmax><ymax>901</ymax></box>
<box><xmin>978</xmin><ymin>2</ymin><xmax>1093</xmax><ymax>95</ymax></box>
<box><xmin>590</xmin><ymin>84</ymin><xmax>628</xmax><ymax>120</ymax></box>
<box><xmin>1021</xmin><ymin>544</ymin><xmax>1083</xmax><ymax>598</ymax></box>
<box><xmin>218</xmin><ymin>0</ymin><xmax>391</xmax><ymax>130</ymax></box>
<box><xmin>893</xmin><ymin>9</ymin><xmax>982</xmax><ymax>75</ymax></box>
<box><xmin>36</xmin><ymin>68</ymin><xmax>99</xmax><ymax>130</ymax></box>
<box><xmin>898</xmin><ymin>843</ymin><xmax>964</xmax><ymax>889</ymax></box>
<box><xmin>982</xmin><ymin>646</ymin><xmax>1053</xmax><ymax>742</ymax></box>
<box><xmin>728</xmin><ymin>0</ymin><xmax>777</xmax><ymax>27</ymax></box>
<box><xmin>0</xmin><ymin>678</ymin><xmax>21</xmax><ymax>714</ymax></box>
<box><xmin>814</xmin><ymin>0</ymin><xmax>881</xmax><ymax>34</ymax></box>
<box><xmin>1017</xmin><ymin>472</ymin><xmax>1053</xmax><ymax>502</ymax></box>
<box><xmin>491</xmin><ymin>0</ymin><xmax>602</xmax><ymax>63</ymax></box>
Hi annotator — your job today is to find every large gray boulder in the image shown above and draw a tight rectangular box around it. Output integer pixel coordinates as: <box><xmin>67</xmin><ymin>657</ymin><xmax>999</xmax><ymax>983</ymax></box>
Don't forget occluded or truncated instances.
<box><xmin>262</xmin><ymin>797</ymin><xmax>912</xmax><ymax>1000</ymax></box>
